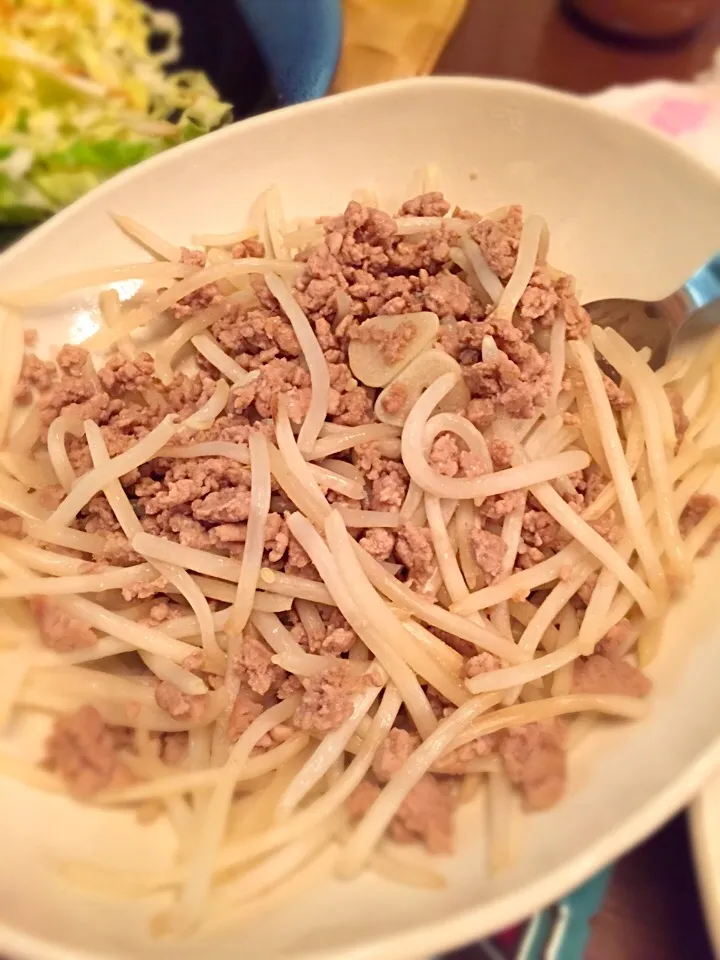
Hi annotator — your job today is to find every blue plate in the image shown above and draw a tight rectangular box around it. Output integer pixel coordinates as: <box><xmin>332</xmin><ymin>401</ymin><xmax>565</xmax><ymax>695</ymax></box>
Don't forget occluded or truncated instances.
<box><xmin>237</xmin><ymin>0</ymin><xmax>343</xmax><ymax>104</ymax></box>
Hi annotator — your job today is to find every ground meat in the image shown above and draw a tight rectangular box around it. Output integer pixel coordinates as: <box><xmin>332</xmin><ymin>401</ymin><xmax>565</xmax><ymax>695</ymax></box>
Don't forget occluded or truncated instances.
<box><xmin>468</xmin><ymin>206</ymin><xmax>522</xmax><ymax>281</ymax></box>
<box><xmin>518</xmin><ymin>268</ymin><xmax>558</xmax><ymax>322</ymax></box>
<box><xmin>174</xmin><ymin>281</ymin><xmax>221</xmax><ymax>319</ymax></box>
<box><xmin>358</xmin><ymin>528</ymin><xmax>395</xmax><ymax>561</ymax></box>
<box><xmin>332</xmin><ymin>385</ymin><xmax>374</xmax><ymax>426</ymax></box>
<box><xmin>468</xmin><ymin>525</ymin><xmax>506</xmax><ymax>581</ymax></box>
<box><xmin>213</xmin><ymin>307</ymin><xmax>301</xmax><ymax>363</ymax></box>
<box><xmin>44</xmin><ymin>706</ymin><xmax>131</xmax><ymax>798</ymax></box>
<box><xmin>14</xmin><ymin>354</ymin><xmax>56</xmax><ymax>403</ymax></box>
<box><xmin>465</xmin><ymin>397</ymin><xmax>495</xmax><ymax>430</ymax></box>
<box><xmin>96</xmin><ymin>532</ymin><xmax>141</xmax><ymax>566</ymax></box>
<box><xmin>479</xmin><ymin>498</ymin><xmax>524</xmax><ymax>547</ymax></box>
<box><xmin>232</xmin><ymin>237</ymin><xmax>265</xmax><ymax>259</ymax></box>
<box><xmin>390</xmin><ymin>774</ymin><xmax>456</xmax><ymax>854</ymax></box>
<box><xmin>293</xmin><ymin>664</ymin><xmax>364</xmax><ymax>734</ymax></box>
<box><xmin>192</xmin><ymin>487</ymin><xmax>251</xmax><ymax>523</ymax></box>
<box><xmin>399</xmin><ymin>192</ymin><xmax>450</xmax><ymax>218</ymax></box>
<box><xmin>164</xmin><ymin>515</ymin><xmax>213</xmax><ymax>551</ymax></box>
<box><xmin>595</xmin><ymin>618</ymin><xmax>639</xmax><ymax>660</ymax></box>
<box><xmin>370</xmin><ymin>462</ymin><xmax>409</xmax><ymax>511</ymax></box>
<box><xmin>157</xmin><ymin>732</ymin><xmax>188</xmax><ymax>766</ymax></box>
<box><xmin>423</xmin><ymin>272</ymin><xmax>471</xmax><ymax>319</ymax></box>
<box><xmin>488</xmin><ymin>438</ymin><xmax>514</xmax><ymax>471</ymax></box>
<box><xmin>580</xmin><ymin>465</ymin><xmax>607</xmax><ymax>506</ymax></box>
<box><xmin>680</xmin><ymin>492</ymin><xmax>720</xmax><ymax>541</ymax></box>
<box><xmin>154</xmin><ymin>681</ymin><xmax>206</xmax><ymax>721</ymax></box>
<box><xmin>464</xmin><ymin>652</ymin><xmax>501</xmax><ymax>678</ymax></box>
<box><xmin>354</xmin><ymin>440</ymin><xmax>401</xmax><ymax>478</ymax></box>
<box><xmin>236</xmin><ymin>631</ymin><xmax>284</xmax><ymax>696</ymax></box>
<box><xmin>137</xmin><ymin>457</ymin><xmax>250</xmax><ymax>516</ymax></box>
<box><xmin>0</xmin><ymin>511</ymin><xmax>22</xmax><ymax>536</ymax></box>
<box><xmin>38</xmin><ymin>377</ymin><xmax>115</xmax><ymax>428</ymax></box>
<box><xmin>228</xmin><ymin>692</ymin><xmax>264</xmax><ymax>742</ymax></box>
<box><xmin>464</xmin><ymin>347</ymin><xmax>551</xmax><ymax>420</ymax></box>
<box><xmin>29</xmin><ymin>597</ymin><xmax>97</xmax><ymax>652</ymax></box>
<box><xmin>379</xmin><ymin>381</ymin><xmax>408</xmax><ymax>417</ymax></box>
<box><xmin>277</xmin><ymin>674</ymin><xmax>304</xmax><ymax>700</ymax></box>
<box><xmin>499</xmin><ymin>719</ymin><xmax>567</xmax><ymax>811</ymax></box>
<box><xmin>324</xmin><ymin>624</ymin><xmax>358</xmax><ymax>655</ymax></box>
<box><xmin>346</xmin><ymin>779</ymin><xmax>381</xmax><ymax>821</ymax></box>
<box><xmin>146</xmin><ymin>601</ymin><xmax>171</xmax><ymax>623</ymax></box>
<box><xmin>180</xmin><ymin>247</ymin><xmax>207</xmax><ymax>268</ymax></box>
<box><xmin>522</xmin><ymin>509</ymin><xmax>571</xmax><ymax>553</ymax></box>
<box><xmin>680</xmin><ymin>494</ymin><xmax>720</xmax><ymax>556</ymax></box>
<box><xmin>292</xmin><ymin>246</ymin><xmax>349</xmax><ymax>322</ymax></box>
<box><xmin>121</xmin><ymin>575</ymin><xmax>168</xmax><ymax>602</ymax></box>
<box><xmin>429</xmin><ymin>432</ymin><xmax>461</xmax><ymax>477</ymax></box>
<box><xmin>426</xmin><ymin>685</ymin><xmax>454</xmax><ymax>720</ymax></box>
<box><xmin>351</xmin><ymin>318</ymin><xmax>417</xmax><ymax>366</ymax></box>
<box><xmin>395</xmin><ymin>523</ymin><xmax>435</xmax><ymax>584</ymax></box>
<box><xmin>459</xmin><ymin>451</ymin><xmax>486</xmax><ymax>477</ymax></box>
<box><xmin>97</xmin><ymin>352</ymin><xmax>155</xmax><ymax>395</ymax></box>
<box><xmin>603</xmin><ymin>374</ymin><xmax>632</xmax><ymax>410</ymax></box>
<box><xmin>666</xmin><ymin>386</ymin><xmax>689</xmax><ymax>444</ymax></box>
<box><xmin>372</xmin><ymin>728</ymin><xmax>420</xmax><ymax>782</ymax></box>
<box><xmin>314</xmin><ymin>202</ymin><xmax>398</xmax><ymax>285</ymax></box>
<box><xmin>572</xmin><ymin>655</ymin><xmax>651</xmax><ymax>698</ymax></box>
<box><xmin>589</xmin><ymin>507</ymin><xmax>621</xmax><ymax>544</ymax></box>
<box><xmin>56</xmin><ymin>345</ymin><xmax>91</xmax><ymax>378</ymax></box>
<box><xmin>438</xmin><ymin>733</ymin><xmax>497</xmax><ymax>774</ymax></box>
<box><xmin>286</xmin><ymin>534</ymin><xmax>312</xmax><ymax>571</ymax></box>
<box><xmin>575</xmin><ymin>571</ymin><xmax>599</xmax><ymax>606</ymax></box>
<box><xmin>265</xmin><ymin>512</ymin><xmax>290</xmax><ymax>562</ymax></box>
<box><xmin>346</xmin><ymin>774</ymin><xmax>456</xmax><ymax>854</ymax></box>
<box><xmin>555</xmin><ymin>276</ymin><xmax>592</xmax><ymax>340</ymax></box>
<box><xmin>388</xmin><ymin>228</ymin><xmax>454</xmax><ymax>275</ymax></box>
<box><xmin>309</xmin><ymin>609</ymin><xmax>358</xmax><ymax>655</ymax></box>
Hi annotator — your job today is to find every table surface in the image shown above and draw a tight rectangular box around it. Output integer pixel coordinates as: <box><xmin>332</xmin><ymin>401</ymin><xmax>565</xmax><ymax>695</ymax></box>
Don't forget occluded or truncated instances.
<box><xmin>437</xmin><ymin>1</ymin><xmax>720</xmax><ymax>958</ymax></box>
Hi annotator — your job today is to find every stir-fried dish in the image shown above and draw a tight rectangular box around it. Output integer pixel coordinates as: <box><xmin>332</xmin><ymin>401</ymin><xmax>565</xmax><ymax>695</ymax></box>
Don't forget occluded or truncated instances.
<box><xmin>0</xmin><ymin>185</ymin><xmax>718</xmax><ymax>935</ymax></box>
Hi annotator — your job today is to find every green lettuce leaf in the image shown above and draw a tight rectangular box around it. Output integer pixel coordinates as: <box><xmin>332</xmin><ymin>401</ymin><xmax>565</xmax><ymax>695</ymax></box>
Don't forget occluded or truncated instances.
<box><xmin>0</xmin><ymin>172</ymin><xmax>54</xmax><ymax>224</ymax></box>
<box><xmin>31</xmin><ymin>170</ymin><xmax>101</xmax><ymax>207</ymax></box>
<box><xmin>41</xmin><ymin>138</ymin><xmax>164</xmax><ymax>174</ymax></box>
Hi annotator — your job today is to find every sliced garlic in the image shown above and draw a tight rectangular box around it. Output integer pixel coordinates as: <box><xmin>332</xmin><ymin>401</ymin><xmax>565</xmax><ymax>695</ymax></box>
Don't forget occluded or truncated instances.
<box><xmin>348</xmin><ymin>312</ymin><xmax>439</xmax><ymax>388</ymax></box>
<box><xmin>375</xmin><ymin>351</ymin><xmax>470</xmax><ymax>426</ymax></box>
<box><xmin>481</xmin><ymin>335</ymin><xmax>499</xmax><ymax>363</ymax></box>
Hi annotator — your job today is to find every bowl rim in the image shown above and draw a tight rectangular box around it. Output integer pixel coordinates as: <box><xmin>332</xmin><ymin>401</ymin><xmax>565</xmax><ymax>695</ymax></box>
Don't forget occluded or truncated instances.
<box><xmin>2</xmin><ymin>74</ymin><xmax>720</xmax><ymax>960</ymax></box>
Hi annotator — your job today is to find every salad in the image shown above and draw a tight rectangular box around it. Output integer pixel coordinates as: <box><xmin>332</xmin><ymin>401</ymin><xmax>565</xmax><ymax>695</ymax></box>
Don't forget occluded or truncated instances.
<box><xmin>0</xmin><ymin>0</ymin><xmax>233</xmax><ymax>223</ymax></box>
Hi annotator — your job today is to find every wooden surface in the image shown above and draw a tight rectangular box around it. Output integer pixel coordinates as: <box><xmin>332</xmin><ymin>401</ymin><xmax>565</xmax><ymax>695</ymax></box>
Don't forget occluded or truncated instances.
<box><xmin>437</xmin><ymin>1</ymin><xmax>720</xmax><ymax>958</ymax></box>
<box><xmin>436</xmin><ymin>0</ymin><xmax>720</xmax><ymax>92</ymax></box>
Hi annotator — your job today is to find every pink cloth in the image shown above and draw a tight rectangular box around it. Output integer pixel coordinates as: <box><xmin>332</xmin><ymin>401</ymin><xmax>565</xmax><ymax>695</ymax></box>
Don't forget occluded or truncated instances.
<box><xmin>591</xmin><ymin>65</ymin><xmax>720</xmax><ymax>175</ymax></box>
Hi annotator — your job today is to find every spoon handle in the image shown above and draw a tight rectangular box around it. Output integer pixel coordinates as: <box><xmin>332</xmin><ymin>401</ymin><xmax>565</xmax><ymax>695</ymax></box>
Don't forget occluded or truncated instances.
<box><xmin>683</xmin><ymin>254</ymin><xmax>720</xmax><ymax>311</ymax></box>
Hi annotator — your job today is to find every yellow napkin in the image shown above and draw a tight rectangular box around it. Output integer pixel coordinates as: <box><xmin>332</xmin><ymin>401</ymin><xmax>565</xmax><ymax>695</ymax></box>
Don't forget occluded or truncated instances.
<box><xmin>332</xmin><ymin>0</ymin><xmax>467</xmax><ymax>92</ymax></box>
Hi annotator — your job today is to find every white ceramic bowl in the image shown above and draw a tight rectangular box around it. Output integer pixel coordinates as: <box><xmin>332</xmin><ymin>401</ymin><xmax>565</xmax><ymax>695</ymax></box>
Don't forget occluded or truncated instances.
<box><xmin>2</xmin><ymin>76</ymin><xmax>720</xmax><ymax>960</ymax></box>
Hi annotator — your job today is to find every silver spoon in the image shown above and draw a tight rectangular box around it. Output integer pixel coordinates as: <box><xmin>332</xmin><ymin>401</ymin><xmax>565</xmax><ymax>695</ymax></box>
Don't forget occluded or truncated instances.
<box><xmin>583</xmin><ymin>256</ymin><xmax>720</xmax><ymax>371</ymax></box>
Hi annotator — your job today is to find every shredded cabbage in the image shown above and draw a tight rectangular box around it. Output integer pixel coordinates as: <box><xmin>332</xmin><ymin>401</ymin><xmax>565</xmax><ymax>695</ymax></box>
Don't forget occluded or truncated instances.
<box><xmin>0</xmin><ymin>0</ymin><xmax>232</xmax><ymax>223</ymax></box>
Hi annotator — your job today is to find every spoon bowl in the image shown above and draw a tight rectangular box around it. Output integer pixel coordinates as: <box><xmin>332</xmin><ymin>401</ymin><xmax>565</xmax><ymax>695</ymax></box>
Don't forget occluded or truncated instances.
<box><xmin>585</xmin><ymin>255</ymin><xmax>720</xmax><ymax>369</ymax></box>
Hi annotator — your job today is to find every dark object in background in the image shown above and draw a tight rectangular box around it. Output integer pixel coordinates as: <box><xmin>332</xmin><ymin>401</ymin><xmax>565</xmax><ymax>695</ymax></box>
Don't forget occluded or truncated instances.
<box><xmin>238</xmin><ymin>0</ymin><xmax>342</xmax><ymax>104</ymax></box>
<box><xmin>152</xmin><ymin>0</ymin><xmax>342</xmax><ymax>110</ymax></box>
<box><xmin>564</xmin><ymin>0</ymin><xmax>717</xmax><ymax>45</ymax></box>
<box><xmin>148</xmin><ymin>0</ymin><xmax>278</xmax><ymax>116</ymax></box>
